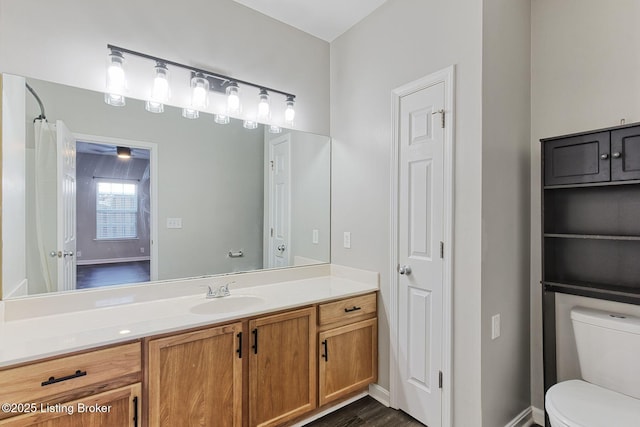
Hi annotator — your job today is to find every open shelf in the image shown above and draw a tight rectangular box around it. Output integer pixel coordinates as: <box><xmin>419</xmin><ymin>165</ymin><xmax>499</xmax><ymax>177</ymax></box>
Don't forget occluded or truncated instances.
<box><xmin>544</xmin><ymin>179</ymin><xmax>640</xmax><ymax>190</ymax></box>
<box><xmin>544</xmin><ymin>233</ymin><xmax>640</xmax><ymax>241</ymax></box>
<box><xmin>542</xmin><ymin>280</ymin><xmax>640</xmax><ymax>305</ymax></box>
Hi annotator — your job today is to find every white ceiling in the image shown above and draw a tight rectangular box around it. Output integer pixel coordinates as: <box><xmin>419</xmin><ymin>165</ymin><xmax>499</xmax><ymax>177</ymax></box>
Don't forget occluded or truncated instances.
<box><xmin>233</xmin><ymin>0</ymin><xmax>388</xmax><ymax>42</ymax></box>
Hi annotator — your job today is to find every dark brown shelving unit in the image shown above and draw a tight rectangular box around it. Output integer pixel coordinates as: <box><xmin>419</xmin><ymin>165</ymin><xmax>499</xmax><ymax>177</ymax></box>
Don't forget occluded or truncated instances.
<box><xmin>541</xmin><ymin>122</ymin><xmax>640</xmax><ymax>424</ymax></box>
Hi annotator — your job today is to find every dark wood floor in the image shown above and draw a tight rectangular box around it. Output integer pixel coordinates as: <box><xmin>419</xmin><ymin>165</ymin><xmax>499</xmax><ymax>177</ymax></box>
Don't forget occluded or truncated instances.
<box><xmin>306</xmin><ymin>397</ymin><xmax>424</xmax><ymax>427</ymax></box>
<box><xmin>76</xmin><ymin>261</ymin><xmax>150</xmax><ymax>289</ymax></box>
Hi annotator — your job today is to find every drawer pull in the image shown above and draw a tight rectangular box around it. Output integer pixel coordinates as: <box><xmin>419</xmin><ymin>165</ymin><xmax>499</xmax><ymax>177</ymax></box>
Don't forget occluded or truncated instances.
<box><xmin>344</xmin><ymin>306</ymin><xmax>362</xmax><ymax>313</ymax></box>
<box><xmin>41</xmin><ymin>369</ymin><xmax>87</xmax><ymax>386</ymax></box>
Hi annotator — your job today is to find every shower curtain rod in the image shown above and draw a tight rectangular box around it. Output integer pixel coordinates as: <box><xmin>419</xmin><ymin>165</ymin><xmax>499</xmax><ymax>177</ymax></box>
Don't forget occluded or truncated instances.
<box><xmin>25</xmin><ymin>82</ymin><xmax>47</xmax><ymax>121</ymax></box>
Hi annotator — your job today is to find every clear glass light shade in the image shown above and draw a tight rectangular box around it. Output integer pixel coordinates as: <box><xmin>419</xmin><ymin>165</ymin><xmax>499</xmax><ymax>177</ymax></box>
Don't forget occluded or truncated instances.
<box><xmin>214</xmin><ymin>114</ymin><xmax>230</xmax><ymax>125</ymax></box>
<box><xmin>105</xmin><ymin>50</ymin><xmax>126</xmax><ymax>106</ymax></box>
<box><xmin>257</xmin><ymin>89</ymin><xmax>270</xmax><ymax>120</ymax></box>
<box><xmin>243</xmin><ymin>120</ymin><xmax>258</xmax><ymax>130</ymax></box>
<box><xmin>145</xmin><ymin>101</ymin><xmax>164</xmax><ymax>113</ymax></box>
<box><xmin>268</xmin><ymin>125</ymin><xmax>282</xmax><ymax>134</ymax></box>
<box><xmin>284</xmin><ymin>96</ymin><xmax>296</xmax><ymax>124</ymax></box>
<box><xmin>150</xmin><ymin>63</ymin><xmax>170</xmax><ymax>103</ymax></box>
<box><xmin>182</xmin><ymin>108</ymin><xmax>199</xmax><ymax>119</ymax></box>
<box><xmin>190</xmin><ymin>74</ymin><xmax>209</xmax><ymax>109</ymax></box>
<box><xmin>226</xmin><ymin>83</ymin><xmax>240</xmax><ymax>113</ymax></box>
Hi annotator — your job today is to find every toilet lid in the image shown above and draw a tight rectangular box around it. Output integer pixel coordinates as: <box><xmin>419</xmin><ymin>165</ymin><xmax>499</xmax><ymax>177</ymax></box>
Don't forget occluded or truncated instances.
<box><xmin>546</xmin><ymin>380</ymin><xmax>640</xmax><ymax>427</ymax></box>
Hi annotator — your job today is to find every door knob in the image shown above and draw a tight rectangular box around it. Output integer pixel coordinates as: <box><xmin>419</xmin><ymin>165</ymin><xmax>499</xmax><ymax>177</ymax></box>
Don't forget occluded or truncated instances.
<box><xmin>399</xmin><ymin>265</ymin><xmax>412</xmax><ymax>275</ymax></box>
<box><xmin>63</xmin><ymin>251</ymin><xmax>74</xmax><ymax>257</ymax></box>
<box><xmin>277</xmin><ymin>244</ymin><xmax>286</xmax><ymax>252</ymax></box>
<box><xmin>50</xmin><ymin>251</ymin><xmax>61</xmax><ymax>258</ymax></box>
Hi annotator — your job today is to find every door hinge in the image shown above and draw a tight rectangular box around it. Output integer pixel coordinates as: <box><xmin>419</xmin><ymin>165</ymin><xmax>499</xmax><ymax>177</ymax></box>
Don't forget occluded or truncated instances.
<box><xmin>439</xmin><ymin>370</ymin><xmax>443</xmax><ymax>389</ymax></box>
<box><xmin>270</xmin><ymin>228</ymin><xmax>274</xmax><ymax>237</ymax></box>
<box><xmin>432</xmin><ymin>109</ymin><xmax>445</xmax><ymax>128</ymax></box>
<box><xmin>440</xmin><ymin>241</ymin><xmax>444</xmax><ymax>259</ymax></box>
<box><xmin>270</xmin><ymin>160</ymin><xmax>274</xmax><ymax>170</ymax></box>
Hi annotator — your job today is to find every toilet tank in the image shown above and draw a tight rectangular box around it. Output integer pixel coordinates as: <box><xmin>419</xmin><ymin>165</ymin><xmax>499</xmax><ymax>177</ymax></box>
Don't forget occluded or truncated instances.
<box><xmin>572</xmin><ymin>307</ymin><xmax>640</xmax><ymax>399</ymax></box>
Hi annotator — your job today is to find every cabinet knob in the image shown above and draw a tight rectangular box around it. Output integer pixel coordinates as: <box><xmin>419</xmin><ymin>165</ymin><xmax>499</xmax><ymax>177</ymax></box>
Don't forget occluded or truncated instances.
<box><xmin>612</xmin><ymin>152</ymin><xmax>622</xmax><ymax>159</ymax></box>
<box><xmin>600</xmin><ymin>153</ymin><xmax>609</xmax><ymax>160</ymax></box>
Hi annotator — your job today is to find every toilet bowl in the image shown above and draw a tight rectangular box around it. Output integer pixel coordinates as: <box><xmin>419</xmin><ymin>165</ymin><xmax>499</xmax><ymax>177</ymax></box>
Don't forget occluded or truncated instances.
<box><xmin>546</xmin><ymin>380</ymin><xmax>640</xmax><ymax>427</ymax></box>
<box><xmin>545</xmin><ymin>307</ymin><xmax>640</xmax><ymax>427</ymax></box>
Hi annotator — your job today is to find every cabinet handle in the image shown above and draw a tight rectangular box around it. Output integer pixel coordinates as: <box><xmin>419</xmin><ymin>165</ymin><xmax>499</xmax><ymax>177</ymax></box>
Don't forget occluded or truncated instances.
<box><xmin>133</xmin><ymin>396</ymin><xmax>139</xmax><ymax>427</ymax></box>
<box><xmin>612</xmin><ymin>152</ymin><xmax>622</xmax><ymax>159</ymax></box>
<box><xmin>344</xmin><ymin>306</ymin><xmax>362</xmax><ymax>313</ymax></box>
<box><xmin>236</xmin><ymin>332</ymin><xmax>242</xmax><ymax>359</ymax></box>
<box><xmin>252</xmin><ymin>328</ymin><xmax>258</xmax><ymax>354</ymax></box>
<box><xmin>600</xmin><ymin>153</ymin><xmax>609</xmax><ymax>160</ymax></box>
<box><xmin>322</xmin><ymin>339</ymin><xmax>328</xmax><ymax>362</ymax></box>
<box><xmin>41</xmin><ymin>369</ymin><xmax>87</xmax><ymax>386</ymax></box>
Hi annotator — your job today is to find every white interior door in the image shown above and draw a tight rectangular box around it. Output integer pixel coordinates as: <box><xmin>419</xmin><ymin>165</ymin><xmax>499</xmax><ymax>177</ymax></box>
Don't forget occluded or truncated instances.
<box><xmin>397</xmin><ymin>82</ymin><xmax>445</xmax><ymax>426</ymax></box>
<box><xmin>268</xmin><ymin>134</ymin><xmax>291</xmax><ymax>268</ymax></box>
<box><xmin>56</xmin><ymin>120</ymin><xmax>77</xmax><ymax>292</ymax></box>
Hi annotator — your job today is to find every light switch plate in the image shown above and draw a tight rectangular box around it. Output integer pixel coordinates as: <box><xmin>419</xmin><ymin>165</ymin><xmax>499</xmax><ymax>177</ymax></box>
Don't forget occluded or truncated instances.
<box><xmin>312</xmin><ymin>229</ymin><xmax>319</xmax><ymax>244</ymax></box>
<box><xmin>491</xmin><ymin>314</ymin><xmax>501</xmax><ymax>340</ymax></box>
<box><xmin>167</xmin><ymin>218</ymin><xmax>183</xmax><ymax>229</ymax></box>
<box><xmin>343</xmin><ymin>231</ymin><xmax>351</xmax><ymax>249</ymax></box>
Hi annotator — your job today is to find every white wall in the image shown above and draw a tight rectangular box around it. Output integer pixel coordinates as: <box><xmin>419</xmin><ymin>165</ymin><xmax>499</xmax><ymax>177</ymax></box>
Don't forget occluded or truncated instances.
<box><xmin>330</xmin><ymin>0</ymin><xmax>483</xmax><ymax>424</ymax></box>
<box><xmin>531</xmin><ymin>0</ymin><xmax>640</xmax><ymax>409</ymax></box>
<box><xmin>1</xmin><ymin>74</ymin><xmax>26</xmax><ymax>298</ymax></box>
<box><xmin>481</xmin><ymin>0</ymin><xmax>531</xmax><ymax>425</ymax></box>
<box><xmin>0</xmin><ymin>0</ymin><xmax>329</xmax><ymax>135</ymax></box>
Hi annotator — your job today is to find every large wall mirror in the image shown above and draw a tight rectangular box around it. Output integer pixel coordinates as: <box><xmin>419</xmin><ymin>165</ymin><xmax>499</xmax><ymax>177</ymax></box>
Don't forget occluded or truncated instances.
<box><xmin>1</xmin><ymin>74</ymin><xmax>330</xmax><ymax>299</ymax></box>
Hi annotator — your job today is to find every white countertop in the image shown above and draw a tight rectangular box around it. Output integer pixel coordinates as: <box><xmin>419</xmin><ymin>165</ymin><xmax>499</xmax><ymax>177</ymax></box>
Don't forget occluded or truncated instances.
<box><xmin>0</xmin><ymin>264</ymin><xmax>378</xmax><ymax>367</ymax></box>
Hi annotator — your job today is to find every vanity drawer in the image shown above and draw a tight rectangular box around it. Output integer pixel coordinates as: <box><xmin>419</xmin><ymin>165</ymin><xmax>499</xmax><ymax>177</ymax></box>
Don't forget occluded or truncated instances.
<box><xmin>318</xmin><ymin>293</ymin><xmax>377</xmax><ymax>326</ymax></box>
<box><xmin>0</xmin><ymin>342</ymin><xmax>141</xmax><ymax>413</ymax></box>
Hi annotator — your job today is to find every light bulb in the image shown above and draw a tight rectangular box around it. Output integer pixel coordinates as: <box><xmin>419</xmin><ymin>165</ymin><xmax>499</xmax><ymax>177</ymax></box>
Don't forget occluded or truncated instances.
<box><xmin>243</xmin><ymin>120</ymin><xmax>258</xmax><ymax>130</ymax></box>
<box><xmin>226</xmin><ymin>82</ymin><xmax>240</xmax><ymax>113</ymax></box>
<box><xmin>150</xmin><ymin>62</ymin><xmax>170</xmax><ymax>103</ymax></box>
<box><xmin>190</xmin><ymin>73</ymin><xmax>209</xmax><ymax>109</ymax></box>
<box><xmin>284</xmin><ymin>95</ymin><xmax>295</xmax><ymax>124</ymax></box>
<box><xmin>257</xmin><ymin>89</ymin><xmax>270</xmax><ymax>120</ymax></box>
<box><xmin>214</xmin><ymin>114</ymin><xmax>230</xmax><ymax>125</ymax></box>
<box><xmin>182</xmin><ymin>108</ymin><xmax>199</xmax><ymax>119</ymax></box>
<box><xmin>268</xmin><ymin>125</ymin><xmax>282</xmax><ymax>134</ymax></box>
<box><xmin>105</xmin><ymin>50</ymin><xmax>126</xmax><ymax>106</ymax></box>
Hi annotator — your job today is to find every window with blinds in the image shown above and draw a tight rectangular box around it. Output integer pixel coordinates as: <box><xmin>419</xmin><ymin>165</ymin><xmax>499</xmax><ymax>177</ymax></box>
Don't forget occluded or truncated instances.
<box><xmin>96</xmin><ymin>181</ymin><xmax>138</xmax><ymax>240</ymax></box>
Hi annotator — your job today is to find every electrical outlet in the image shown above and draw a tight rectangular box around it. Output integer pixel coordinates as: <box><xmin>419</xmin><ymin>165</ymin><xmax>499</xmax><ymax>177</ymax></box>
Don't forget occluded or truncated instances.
<box><xmin>343</xmin><ymin>232</ymin><xmax>351</xmax><ymax>249</ymax></box>
<box><xmin>312</xmin><ymin>229</ymin><xmax>319</xmax><ymax>244</ymax></box>
<box><xmin>491</xmin><ymin>314</ymin><xmax>501</xmax><ymax>340</ymax></box>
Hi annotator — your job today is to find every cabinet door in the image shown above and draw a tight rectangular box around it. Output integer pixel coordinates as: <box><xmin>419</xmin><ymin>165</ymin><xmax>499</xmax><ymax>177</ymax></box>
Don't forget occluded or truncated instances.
<box><xmin>544</xmin><ymin>132</ymin><xmax>610</xmax><ymax>185</ymax></box>
<box><xmin>611</xmin><ymin>126</ymin><xmax>640</xmax><ymax>181</ymax></box>
<box><xmin>147</xmin><ymin>323</ymin><xmax>243</xmax><ymax>427</ymax></box>
<box><xmin>249</xmin><ymin>307</ymin><xmax>316</xmax><ymax>427</ymax></box>
<box><xmin>318</xmin><ymin>318</ymin><xmax>377</xmax><ymax>406</ymax></box>
<box><xmin>0</xmin><ymin>383</ymin><xmax>140</xmax><ymax>427</ymax></box>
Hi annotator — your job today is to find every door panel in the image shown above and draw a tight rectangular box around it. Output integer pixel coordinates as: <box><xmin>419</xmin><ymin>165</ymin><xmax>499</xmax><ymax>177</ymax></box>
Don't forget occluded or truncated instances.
<box><xmin>398</xmin><ymin>82</ymin><xmax>444</xmax><ymax>427</ymax></box>
<box><xmin>268</xmin><ymin>135</ymin><xmax>291</xmax><ymax>268</ymax></box>
<box><xmin>56</xmin><ymin>120</ymin><xmax>77</xmax><ymax>292</ymax></box>
<box><xmin>611</xmin><ymin>126</ymin><xmax>640</xmax><ymax>181</ymax></box>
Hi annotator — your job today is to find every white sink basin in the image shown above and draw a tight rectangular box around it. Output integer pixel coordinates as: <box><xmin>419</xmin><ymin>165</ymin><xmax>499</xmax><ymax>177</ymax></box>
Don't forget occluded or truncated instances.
<box><xmin>190</xmin><ymin>295</ymin><xmax>265</xmax><ymax>315</ymax></box>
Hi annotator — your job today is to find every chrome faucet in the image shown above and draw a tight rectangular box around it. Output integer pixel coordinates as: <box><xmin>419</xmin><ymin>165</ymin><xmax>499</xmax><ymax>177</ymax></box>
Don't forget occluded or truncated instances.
<box><xmin>206</xmin><ymin>282</ymin><xmax>234</xmax><ymax>298</ymax></box>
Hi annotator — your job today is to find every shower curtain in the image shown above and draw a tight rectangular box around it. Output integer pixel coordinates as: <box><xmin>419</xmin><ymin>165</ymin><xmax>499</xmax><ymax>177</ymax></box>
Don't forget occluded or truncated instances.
<box><xmin>33</xmin><ymin>119</ymin><xmax>57</xmax><ymax>292</ymax></box>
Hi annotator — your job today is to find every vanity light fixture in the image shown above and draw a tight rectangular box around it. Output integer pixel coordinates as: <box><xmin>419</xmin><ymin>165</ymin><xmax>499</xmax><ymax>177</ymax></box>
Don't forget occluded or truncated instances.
<box><xmin>226</xmin><ymin>82</ymin><xmax>240</xmax><ymax>113</ymax></box>
<box><xmin>268</xmin><ymin>125</ymin><xmax>282</xmax><ymax>134</ymax></box>
<box><xmin>145</xmin><ymin>62</ymin><xmax>170</xmax><ymax>113</ymax></box>
<box><xmin>104</xmin><ymin>44</ymin><xmax>297</xmax><ymax>125</ymax></box>
<box><xmin>214</xmin><ymin>114</ymin><xmax>230</xmax><ymax>125</ymax></box>
<box><xmin>104</xmin><ymin>49</ymin><xmax>126</xmax><ymax>106</ymax></box>
<box><xmin>284</xmin><ymin>95</ymin><xmax>296</xmax><ymax>125</ymax></box>
<box><xmin>257</xmin><ymin>89</ymin><xmax>270</xmax><ymax>120</ymax></box>
<box><xmin>117</xmin><ymin>146</ymin><xmax>132</xmax><ymax>159</ymax></box>
<box><xmin>243</xmin><ymin>120</ymin><xmax>258</xmax><ymax>130</ymax></box>
<box><xmin>182</xmin><ymin>108</ymin><xmax>199</xmax><ymax>119</ymax></box>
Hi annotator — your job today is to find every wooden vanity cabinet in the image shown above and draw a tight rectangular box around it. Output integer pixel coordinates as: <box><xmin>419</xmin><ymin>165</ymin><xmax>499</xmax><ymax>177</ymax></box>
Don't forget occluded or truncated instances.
<box><xmin>146</xmin><ymin>322</ymin><xmax>243</xmax><ymax>427</ymax></box>
<box><xmin>317</xmin><ymin>293</ymin><xmax>378</xmax><ymax>406</ymax></box>
<box><xmin>0</xmin><ymin>342</ymin><xmax>142</xmax><ymax>426</ymax></box>
<box><xmin>248</xmin><ymin>307</ymin><xmax>316</xmax><ymax>427</ymax></box>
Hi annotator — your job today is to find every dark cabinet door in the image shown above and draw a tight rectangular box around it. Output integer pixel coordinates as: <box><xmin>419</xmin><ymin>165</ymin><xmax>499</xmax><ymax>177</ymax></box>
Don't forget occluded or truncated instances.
<box><xmin>544</xmin><ymin>132</ymin><xmax>610</xmax><ymax>185</ymax></box>
<box><xmin>611</xmin><ymin>126</ymin><xmax>640</xmax><ymax>181</ymax></box>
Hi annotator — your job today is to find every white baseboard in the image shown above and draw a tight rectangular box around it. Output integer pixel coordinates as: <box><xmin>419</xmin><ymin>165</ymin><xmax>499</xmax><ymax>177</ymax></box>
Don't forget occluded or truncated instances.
<box><xmin>290</xmin><ymin>392</ymin><xmax>368</xmax><ymax>426</ymax></box>
<box><xmin>368</xmin><ymin>383</ymin><xmax>390</xmax><ymax>407</ymax></box>
<box><xmin>76</xmin><ymin>256</ymin><xmax>150</xmax><ymax>266</ymax></box>
<box><xmin>532</xmin><ymin>406</ymin><xmax>545</xmax><ymax>426</ymax></box>
<box><xmin>505</xmin><ymin>407</ymin><xmax>533</xmax><ymax>427</ymax></box>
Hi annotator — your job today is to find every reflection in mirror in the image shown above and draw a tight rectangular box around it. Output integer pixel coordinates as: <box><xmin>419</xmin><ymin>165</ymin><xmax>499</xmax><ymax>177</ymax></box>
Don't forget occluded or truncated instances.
<box><xmin>3</xmin><ymin>75</ymin><xmax>330</xmax><ymax>299</ymax></box>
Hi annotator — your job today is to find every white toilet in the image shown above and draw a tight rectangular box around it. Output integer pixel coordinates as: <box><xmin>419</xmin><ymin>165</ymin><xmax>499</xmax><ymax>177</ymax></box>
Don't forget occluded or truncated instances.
<box><xmin>545</xmin><ymin>307</ymin><xmax>640</xmax><ymax>427</ymax></box>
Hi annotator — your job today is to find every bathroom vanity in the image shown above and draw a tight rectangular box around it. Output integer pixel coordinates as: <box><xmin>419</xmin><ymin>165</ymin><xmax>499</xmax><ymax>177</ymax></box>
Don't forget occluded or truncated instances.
<box><xmin>0</xmin><ymin>265</ymin><xmax>378</xmax><ymax>426</ymax></box>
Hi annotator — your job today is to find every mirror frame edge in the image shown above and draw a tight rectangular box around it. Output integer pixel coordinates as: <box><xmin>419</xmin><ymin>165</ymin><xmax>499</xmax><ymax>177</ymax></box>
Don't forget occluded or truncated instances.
<box><xmin>0</xmin><ymin>73</ymin><xmax>4</xmax><ymax>300</ymax></box>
